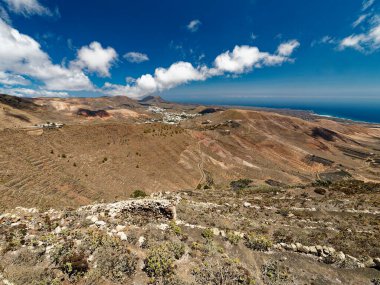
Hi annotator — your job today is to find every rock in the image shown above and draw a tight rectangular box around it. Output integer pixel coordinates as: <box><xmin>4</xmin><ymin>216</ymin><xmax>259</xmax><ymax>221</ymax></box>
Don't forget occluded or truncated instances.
<box><xmin>316</xmin><ymin>245</ymin><xmax>323</xmax><ymax>255</ymax></box>
<box><xmin>290</xmin><ymin>244</ymin><xmax>297</xmax><ymax>251</ymax></box>
<box><xmin>54</xmin><ymin>226</ymin><xmax>62</xmax><ymax>234</ymax></box>
<box><xmin>300</xmin><ymin>246</ymin><xmax>310</xmax><ymax>254</ymax></box>
<box><xmin>117</xmin><ymin>232</ymin><xmax>128</xmax><ymax>241</ymax></box>
<box><xmin>95</xmin><ymin>220</ymin><xmax>106</xmax><ymax>227</ymax></box>
<box><xmin>138</xmin><ymin>236</ymin><xmax>145</xmax><ymax>247</ymax></box>
<box><xmin>373</xmin><ymin>258</ymin><xmax>380</xmax><ymax>269</ymax></box>
<box><xmin>296</xmin><ymin>243</ymin><xmax>303</xmax><ymax>251</ymax></box>
<box><xmin>243</xmin><ymin>202</ymin><xmax>252</xmax><ymax>208</ymax></box>
<box><xmin>363</xmin><ymin>257</ymin><xmax>375</xmax><ymax>268</ymax></box>
<box><xmin>335</xmin><ymin>251</ymin><xmax>345</xmax><ymax>261</ymax></box>
<box><xmin>157</xmin><ymin>223</ymin><xmax>169</xmax><ymax>230</ymax></box>
<box><xmin>327</xmin><ymin>247</ymin><xmax>335</xmax><ymax>254</ymax></box>
<box><xmin>116</xmin><ymin>225</ymin><xmax>126</xmax><ymax>231</ymax></box>
<box><xmin>309</xmin><ymin>246</ymin><xmax>318</xmax><ymax>255</ymax></box>
<box><xmin>86</xmin><ymin>215</ymin><xmax>98</xmax><ymax>223</ymax></box>
<box><xmin>212</xmin><ymin>228</ymin><xmax>220</xmax><ymax>236</ymax></box>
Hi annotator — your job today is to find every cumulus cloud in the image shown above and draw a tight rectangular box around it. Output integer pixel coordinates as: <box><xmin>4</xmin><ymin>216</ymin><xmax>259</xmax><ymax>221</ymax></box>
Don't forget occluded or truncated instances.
<box><xmin>187</xmin><ymin>19</ymin><xmax>201</xmax><ymax>32</ymax></box>
<box><xmin>0</xmin><ymin>18</ymin><xmax>93</xmax><ymax>90</ymax></box>
<box><xmin>103</xmin><ymin>41</ymin><xmax>300</xmax><ymax>99</ymax></box>
<box><xmin>124</xmin><ymin>51</ymin><xmax>149</xmax><ymax>63</ymax></box>
<box><xmin>2</xmin><ymin>0</ymin><xmax>54</xmax><ymax>17</ymax></box>
<box><xmin>72</xmin><ymin>41</ymin><xmax>118</xmax><ymax>77</ymax></box>
<box><xmin>277</xmin><ymin>40</ymin><xmax>301</xmax><ymax>56</ymax></box>
<box><xmin>0</xmin><ymin>71</ymin><xmax>29</xmax><ymax>85</ymax></box>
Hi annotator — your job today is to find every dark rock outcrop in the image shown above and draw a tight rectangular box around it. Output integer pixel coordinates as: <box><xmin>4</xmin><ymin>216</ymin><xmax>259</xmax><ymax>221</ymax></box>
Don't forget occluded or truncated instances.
<box><xmin>77</xmin><ymin>108</ymin><xmax>110</xmax><ymax>118</ymax></box>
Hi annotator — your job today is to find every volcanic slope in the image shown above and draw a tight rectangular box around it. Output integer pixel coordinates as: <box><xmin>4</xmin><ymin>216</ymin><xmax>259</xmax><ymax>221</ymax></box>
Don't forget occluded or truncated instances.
<box><xmin>0</xmin><ymin>95</ymin><xmax>380</xmax><ymax>210</ymax></box>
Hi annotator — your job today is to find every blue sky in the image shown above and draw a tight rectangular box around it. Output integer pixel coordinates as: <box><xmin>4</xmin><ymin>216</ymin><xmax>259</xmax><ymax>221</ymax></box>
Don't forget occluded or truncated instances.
<box><xmin>0</xmin><ymin>0</ymin><xmax>379</xmax><ymax>101</ymax></box>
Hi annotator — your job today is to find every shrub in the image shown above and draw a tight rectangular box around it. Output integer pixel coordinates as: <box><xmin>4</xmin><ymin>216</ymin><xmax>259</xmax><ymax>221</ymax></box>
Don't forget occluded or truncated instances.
<box><xmin>131</xmin><ymin>189</ymin><xmax>148</xmax><ymax>198</ymax></box>
<box><xmin>261</xmin><ymin>260</ymin><xmax>292</xmax><ymax>284</ymax></box>
<box><xmin>314</xmin><ymin>188</ymin><xmax>327</xmax><ymax>195</ymax></box>
<box><xmin>144</xmin><ymin>244</ymin><xmax>175</xmax><ymax>278</ymax></box>
<box><xmin>226</xmin><ymin>232</ymin><xmax>242</xmax><ymax>245</ymax></box>
<box><xmin>169</xmin><ymin>221</ymin><xmax>182</xmax><ymax>236</ymax></box>
<box><xmin>192</xmin><ymin>257</ymin><xmax>255</xmax><ymax>285</ymax></box>
<box><xmin>2</xmin><ymin>266</ymin><xmax>58</xmax><ymax>285</ymax></box>
<box><xmin>51</xmin><ymin>241</ymin><xmax>88</xmax><ymax>278</ymax></box>
<box><xmin>95</xmin><ymin>245</ymin><xmax>137</xmax><ymax>281</ymax></box>
<box><xmin>312</xmin><ymin>179</ymin><xmax>331</xmax><ymax>187</ymax></box>
<box><xmin>166</xmin><ymin>242</ymin><xmax>185</xmax><ymax>260</ymax></box>
<box><xmin>201</xmin><ymin>228</ymin><xmax>214</xmax><ymax>241</ymax></box>
<box><xmin>245</xmin><ymin>233</ymin><xmax>272</xmax><ymax>251</ymax></box>
<box><xmin>230</xmin><ymin>179</ymin><xmax>253</xmax><ymax>191</ymax></box>
<box><xmin>144</xmin><ymin>242</ymin><xmax>185</xmax><ymax>280</ymax></box>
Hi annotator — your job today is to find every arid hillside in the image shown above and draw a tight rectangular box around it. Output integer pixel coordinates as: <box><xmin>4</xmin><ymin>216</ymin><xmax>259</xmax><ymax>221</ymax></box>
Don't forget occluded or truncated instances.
<box><xmin>0</xmin><ymin>94</ymin><xmax>380</xmax><ymax>210</ymax></box>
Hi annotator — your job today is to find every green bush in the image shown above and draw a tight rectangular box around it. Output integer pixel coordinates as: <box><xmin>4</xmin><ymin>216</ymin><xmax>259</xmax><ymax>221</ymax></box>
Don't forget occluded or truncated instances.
<box><xmin>95</xmin><ymin>245</ymin><xmax>137</xmax><ymax>281</ymax></box>
<box><xmin>201</xmin><ymin>228</ymin><xmax>214</xmax><ymax>241</ymax></box>
<box><xmin>144</xmin><ymin>244</ymin><xmax>175</xmax><ymax>278</ymax></box>
<box><xmin>245</xmin><ymin>233</ymin><xmax>272</xmax><ymax>251</ymax></box>
<box><xmin>130</xmin><ymin>189</ymin><xmax>148</xmax><ymax>198</ymax></box>
<box><xmin>144</xmin><ymin>242</ymin><xmax>185</xmax><ymax>279</ymax></box>
<box><xmin>169</xmin><ymin>221</ymin><xmax>183</xmax><ymax>236</ymax></box>
<box><xmin>51</xmin><ymin>241</ymin><xmax>88</xmax><ymax>278</ymax></box>
<box><xmin>226</xmin><ymin>232</ymin><xmax>242</xmax><ymax>245</ymax></box>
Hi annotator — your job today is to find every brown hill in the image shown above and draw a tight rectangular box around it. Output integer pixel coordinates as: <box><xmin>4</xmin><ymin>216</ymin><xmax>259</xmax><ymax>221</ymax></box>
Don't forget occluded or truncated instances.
<box><xmin>0</xmin><ymin>94</ymin><xmax>379</xmax><ymax>210</ymax></box>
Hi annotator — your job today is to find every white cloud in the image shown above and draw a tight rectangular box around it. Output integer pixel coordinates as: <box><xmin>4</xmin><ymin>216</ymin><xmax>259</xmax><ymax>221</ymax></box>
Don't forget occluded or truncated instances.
<box><xmin>339</xmin><ymin>34</ymin><xmax>367</xmax><ymax>50</ymax></box>
<box><xmin>0</xmin><ymin>71</ymin><xmax>29</xmax><ymax>85</ymax></box>
<box><xmin>0</xmin><ymin>5</ymin><xmax>11</xmax><ymax>23</ymax></box>
<box><xmin>0</xmin><ymin>87</ymin><xmax>69</xmax><ymax>97</ymax></box>
<box><xmin>2</xmin><ymin>0</ymin><xmax>53</xmax><ymax>17</ymax></box>
<box><xmin>124</xmin><ymin>51</ymin><xmax>149</xmax><ymax>63</ymax></box>
<box><xmin>72</xmin><ymin>41</ymin><xmax>117</xmax><ymax>77</ymax></box>
<box><xmin>103</xmin><ymin>41</ymin><xmax>299</xmax><ymax>98</ymax></box>
<box><xmin>362</xmin><ymin>0</ymin><xmax>375</xmax><ymax>11</ymax></box>
<box><xmin>339</xmin><ymin>20</ymin><xmax>380</xmax><ymax>51</ymax></box>
<box><xmin>353</xmin><ymin>14</ymin><xmax>369</xmax><ymax>27</ymax></box>
<box><xmin>187</xmin><ymin>19</ymin><xmax>201</xmax><ymax>32</ymax></box>
<box><xmin>277</xmin><ymin>40</ymin><xmax>300</xmax><ymax>56</ymax></box>
<box><xmin>0</xmin><ymin>18</ymin><xmax>93</xmax><ymax>90</ymax></box>
<box><xmin>337</xmin><ymin>1</ymin><xmax>380</xmax><ymax>53</ymax></box>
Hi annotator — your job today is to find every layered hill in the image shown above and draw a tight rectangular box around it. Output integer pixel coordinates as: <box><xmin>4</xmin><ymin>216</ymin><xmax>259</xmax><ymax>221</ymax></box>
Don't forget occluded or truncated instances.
<box><xmin>0</xmin><ymin>94</ymin><xmax>380</xmax><ymax>210</ymax></box>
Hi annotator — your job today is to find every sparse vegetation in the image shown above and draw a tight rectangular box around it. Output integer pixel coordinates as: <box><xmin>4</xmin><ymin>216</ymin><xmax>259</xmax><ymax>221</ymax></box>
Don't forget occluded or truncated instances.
<box><xmin>94</xmin><ymin>244</ymin><xmax>137</xmax><ymax>281</ymax></box>
<box><xmin>192</xmin><ymin>257</ymin><xmax>256</xmax><ymax>285</ymax></box>
<box><xmin>131</xmin><ymin>189</ymin><xmax>148</xmax><ymax>198</ymax></box>
<box><xmin>226</xmin><ymin>231</ymin><xmax>242</xmax><ymax>245</ymax></box>
<box><xmin>230</xmin><ymin>179</ymin><xmax>253</xmax><ymax>191</ymax></box>
<box><xmin>245</xmin><ymin>233</ymin><xmax>272</xmax><ymax>251</ymax></box>
<box><xmin>201</xmin><ymin>228</ymin><xmax>214</xmax><ymax>241</ymax></box>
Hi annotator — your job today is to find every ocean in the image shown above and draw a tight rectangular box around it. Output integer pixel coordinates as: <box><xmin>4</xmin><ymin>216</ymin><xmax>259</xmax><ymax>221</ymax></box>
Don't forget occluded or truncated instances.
<box><xmin>170</xmin><ymin>97</ymin><xmax>380</xmax><ymax>124</ymax></box>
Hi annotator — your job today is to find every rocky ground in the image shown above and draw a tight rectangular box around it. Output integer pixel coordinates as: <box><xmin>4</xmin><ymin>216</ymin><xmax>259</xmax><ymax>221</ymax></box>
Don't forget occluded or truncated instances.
<box><xmin>0</xmin><ymin>179</ymin><xmax>379</xmax><ymax>285</ymax></box>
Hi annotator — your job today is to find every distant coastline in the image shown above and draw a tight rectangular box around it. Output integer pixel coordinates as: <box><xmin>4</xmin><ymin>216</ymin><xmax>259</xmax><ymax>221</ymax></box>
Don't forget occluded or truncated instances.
<box><xmin>168</xmin><ymin>97</ymin><xmax>380</xmax><ymax>125</ymax></box>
